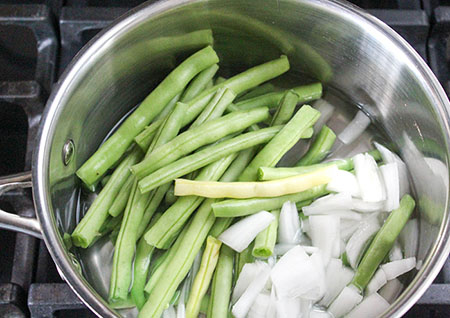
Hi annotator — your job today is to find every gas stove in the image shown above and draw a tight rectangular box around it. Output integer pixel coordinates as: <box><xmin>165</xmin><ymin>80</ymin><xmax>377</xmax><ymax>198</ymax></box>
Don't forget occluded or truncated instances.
<box><xmin>0</xmin><ymin>0</ymin><xmax>449</xmax><ymax>317</ymax></box>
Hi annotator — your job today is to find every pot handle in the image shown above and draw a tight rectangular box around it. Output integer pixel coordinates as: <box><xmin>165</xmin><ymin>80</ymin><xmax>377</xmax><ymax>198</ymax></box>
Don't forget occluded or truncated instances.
<box><xmin>0</xmin><ymin>171</ymin><xmax>42</xmax><ymax>239</ymax></box>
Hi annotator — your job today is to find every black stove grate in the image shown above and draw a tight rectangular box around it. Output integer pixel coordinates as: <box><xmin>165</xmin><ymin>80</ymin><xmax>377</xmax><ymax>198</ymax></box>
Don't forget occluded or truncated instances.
<box><xmin>0</xmin><ymin>0</ymin><xmax>449</xmax><ymax>317</ymax></box>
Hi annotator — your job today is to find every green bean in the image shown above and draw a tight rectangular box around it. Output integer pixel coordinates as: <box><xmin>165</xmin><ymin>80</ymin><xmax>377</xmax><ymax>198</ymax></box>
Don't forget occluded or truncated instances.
<box><xmin>234</xmin><ymin>83</ymin><xmax>322</xmax><ymax>111</ymax></box>
<box><xmin>201</xmin><ymin>294</ymin><xmax>211</xmax><ymax>314</ymax></box>
<box><xmin>205</xmin><ymin>79</ymin><xmax>214</xmax><ymax>89</ymax></box>
<box><xmin>220</xmin><ymin>147</ymin><xmax>259</xmax><ymax>182</ymax></box>
<box><xmin>144</xmin><ymin>224</ymin><xmax>190</xmax><ymax>294</ymax></box>
<box><xmin>134</xmin><ymin>118</ymin><xmax>164</xmax><ymax>152</ymax></box>
<box><xmin>212</xmin><ymin>184</ymin><xmax>329</xmax><ymax>217</ymax></box>
<box><xmin>253</xmin><ymin>210</ymin><xmax>280</xmax><ymax>258</ymax></box>
<box><xmin>239</xmin><ymin>105</ymin><xmax>320</xmax><ymax>181</ymax></box>
<box><xmin>98</xmin><ymin>214</ymin><xmax>123</xmax><ymax>237</ymax></box>
<box><xmin>296</xmin><ymin>125</ymin><xmax>336</xmax><ymax>166</ymax></box>
<box><xmin>296</xmin><ymin>199</ymin><xmax>313</xmax><ymax>210</ymax></box>
<box><xmin>109</xmin><ymin>225</ymin><xmax>120</xmax><ymax>245</ymax></box>
<box><xmin>235</xmin><ymin>243</ymin><xmax>255</xmax><ymax>283</ymax></box>
<box><xmin>181</xmin><ymin>64</ymin><xmax>219</xmax><ymax>102</ymax></box>
<box><xmin>109</xmin><ymin>181</ymin><xmax>140</xmax><ymax>300</ymax></box>
<box><xmin>258</xmin><ymin>149</ymin><xmax>382</xmax><ymax>181</ymax></box>
<box><xmin>108</xmin><ymin>175</ymin><xmax>134</xmax><ymax>217</ymax></box>
<box><xmin>145</xmin><ymin>102</ymin><xmax>188</xmax><ymax>159</ymax></box>
<box><xmin>186</xmin><ymin>236</ymin><xmax>222</xmax><ymax>318</ymax></box>
<box><xmin>237</xmin><ymin>83</ymin><xmax>277</xmax><ymax>101</ymax></box>
<box><xmin>155</xmin><ymin>92</ymin><xmax>182</xmax><ymax>121</ymax></box>
<box><xmin>139</xmin><ymin>198</ymin><xmax>217</xmax><ymax>318</ymax></box>
<box><xmin>144</xmin><ymin>153</ymin><xmax>237</xmax><ymax>249</ymax></box>
<box><xmin>101</xmin><ymin>174</ymin><xmax>111</xmax><ymax>187</ymax></box>
<box><xmin>135</xmin><ymin>183</ymin><xmax>171</xmax><ymax>239</ymax></box>
<box><xmin>72</xmin><ymin>147</ymin><xmax>143</xmax><ymax>248</ymax></box>
<box><xmin>207</xmin><ymin>245</ymin><xmax>234</xmax><ymax>318</ymax></box>
<box><xmin>271</xmin><ymin>90</ymin><xmax>299</xmax><ymax>126</ymax></box>
<box><xmin>137</xmin><ymin>125</ymin><xmax>282</xmax><ymax>193</ymax></box>
<box><xmin>131</xmin><ymin>212</ymin><xmax>162</xmax><ymax>309</ymax></box>
<box><xmin>190</xmin><ymin>88</ymin><xmax>236</xmax><ymax>128</ymax></box>
<box><xmin>209</xmin><ymin>217</ymin><xmax>233</xmax><ymax>238</ymax></box>
<box><xmin>132</xmin><ymin>107</ymin><xmax>269</xmax><ymax>179</ymax></box>
<box><xmin>215</xmin><ymin>76</ymin><xmax>227</xmax><ymax>85</ymax></box>
<box><xmin>352</xmin><ymin>195</ymin><xmax>415</xmax><ymax>291</ymax></box>
<box><xmin>182</xmin><ymin>55</ymin><xmax>290</xmax><ymax>126</ymax></box>
<box><xmin>76</xmin><ymin>46</ymin><xmax>219</xmax><ymax>187</ymax></box>
<box><xmin>165</xmin><ymin>184</ymin><xmax>177</xmax><ymax>205</ymax></box>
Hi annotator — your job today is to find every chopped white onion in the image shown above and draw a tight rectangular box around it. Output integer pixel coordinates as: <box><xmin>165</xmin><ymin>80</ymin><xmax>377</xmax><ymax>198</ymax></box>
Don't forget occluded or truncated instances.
<box><xmin>366</xmin><ymin>269</ymin><xmax>387</xmax><ymax>295</ymax></box>
<box><xmin>326</xmin><ymin>170</ymin><xmax>361</xmax><ymax>197</ymax></box>
<box><xmin>247</xmin><ymin>292</ymin><xmax>271</xmax><ymax>318</ymax></box>
<box><xmin>300</xmin><ymin>299</ymin><xmax>313</xmax><ymax>318</ymax></box>
<box><xmin>176</xmin><ymin>280</ymin><xmax>189</xmax><ymax>318</ymax></box>
<box><xmin>389</xmin><ymin>241</ymin><xmax>403</xmax><ymax>262</ymax></box>
<box><xmin>313</xmin><ymin>99</ymin><xmax>335</xmax><ymax>132</ymax></box>
<box><xmin>340</xmin><ymin>219</ymin><xmax>360</xmax><ymax>242</ymax></box>
<box><xmin>279</xmin><ymin>201</ymin><xmax>301</xmax><ymax>244</ymax></box>
<box><xmin>276</xmin><ymin>297</ymin><xmax>302</xmax><ymax>318</ymax></box>
<box><xmin>303</xmin><ymin>193</ymin><xmax>353</xmax><ymax>215</ymax></box>
<box><xmin>351</xmin><ymin>199</ymin><xmax>384</xmax><ymax>213</ymax></box>
<box><xmin>338</xmin><ymin>111</ymin><xmax>371</xmax><ymax>145</ymax></box>
<box><xmin>353</xmin><ymin>153</ymin><xmax>385</xmax><ymax>203</ymax></box>
<box><xmin>162</xmin><ymin>305</ymin><xmax>176</xmax><ymax>318</ymax></box>
<box><xmin>271</xmin><ymin>246</ymin><xmax>322</xmax><ymax>299</ymax></box>
<box><xmin>310</xmin><ymin>309</ymin><xmax>332</xmax><ymax>318</ymax></box>
<box><xmin>379</xmin><ymin>279</ymin><xmax>404</xmax><ymax>304</ymax></box>
<box><xmin>346</xmin><ymin>292</ymin><xmax>390</xmax><ymax>318</ymax></box>
<box><xmin>399</xmin><ymin>219</ymin><xmax>419</xmax><ymax>258</ymax></box>
<box><xmin>219</xmin><ymin>211</ymin><xmax>274</xmax><ymax>252</ymax></box>
<box><xmin>320</xmin><ymin>258</ymin><xmax>354</xmax><ymax>307</ymax></box>
<box><xmin>274</xmin><ymin>243</ymin><xmax>297</xmax><ymax>256</ymax></box>
<box><xmin>328</xmin><ymin>285</ymin><xmax>363</xmax><ymax>318</ymax></box>
<box><xmin>380</xmin><ymin>163</ymin><xmax>400</xmax><ymax>211</ymax></box>
<box><xmin>303</xmin><ymin>252</ymin><xmax>327</xmax><ymax>301</ymax></box>
<box><xmin>346</xmin><ymin>217</ymin><xmax>380</xmax><ymax>268</ymax></box>
<box><xmin>303</xmin><ymin>246</ymin><xmax>320</xmax><ymax>254</ymax></box>
<box><xmin>232</xmin><ymin>261</ymin><xmax>266</xmax><ymax>303</ymax></box>
<box><xmin>266</xmin><ymin>287</ymin><xmax>277</xmax><ymax>318</ymax></box>
<box><xmin>374</xmin><ymin>142</ymin><xmax>410</xmax><ymax>197</ymax></box>
<box><xmin>381</xmin><ymin>257</ymin><xmax>416</xmax><ymax>280</ymax></box>
<box><xmin>309</xmin><ymin>215</ymin><xmax>340</xmax><ymax>264</ymax></box>
<box><xmin>232</xmin><ymin>263</ymin><xmax>271</xmax><ymax>318</ymax></box>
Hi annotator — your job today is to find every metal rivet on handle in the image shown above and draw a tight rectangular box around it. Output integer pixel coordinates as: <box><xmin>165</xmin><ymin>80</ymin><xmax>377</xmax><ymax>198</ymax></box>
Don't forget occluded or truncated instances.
<box><xmin>62</xmin><ymin>139</ymin><xmax>75</xmax><ymax>166</ymax></box>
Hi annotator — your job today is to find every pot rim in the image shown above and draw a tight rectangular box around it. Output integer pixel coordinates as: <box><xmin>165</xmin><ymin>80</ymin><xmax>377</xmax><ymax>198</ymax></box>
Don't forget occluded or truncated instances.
<box><xmin>32</xmin><ymin>0</ymin><xmax>450</xmax><ymax>317</ymax></box>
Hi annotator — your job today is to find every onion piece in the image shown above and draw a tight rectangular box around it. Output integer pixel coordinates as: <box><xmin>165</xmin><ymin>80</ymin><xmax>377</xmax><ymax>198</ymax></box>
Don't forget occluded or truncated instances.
<box><xmin>219</xmin><ymin>211</ymin><xmax>274</xmax><ymax>252</ymax></box>
<box><xmin>399</xmin><ymin>219</ymin><xmax>419</xmax><ymax>258</ymax></box>
<box><xmin>374</xmin><ymin>142</ymin><xmax>410</xmax><ymax>197</ymax></box>
<box><xmin>381</xmin><ymin>257</ymin><xmax>416</xmax><ymax>280</ymax></box>
<box><xmin>271</xmin><ymin>246</ymin><xmax>323</xmax><ymax>299</ymax></box>
<box><xmin>163</xmin><ymin>305</ymin><xmax>176</xmax><ymax>318</ymax></box>
<box><xmin>326</xmin><ymin>170</ymin><xmax>361</xmax><ymax>197</ymax></box>
<box><xmin>309</xmin><ymin>215</ymin><xmax>340</xmax><ymax>264</ymax></box>
<box><xmin>328</xmin><ymin>285</ymin><xmax>363</xmax><ymax>318</ymax></box>
<box><xmin>346</xmin><ymin>217</ymin><xmax>380</xmax><ymax>269</ymax></box>
<box><xmin>303</xmin><ymin>252</ymin><xmax>327</xmax><ymax>301</ymax></box>
<box><xmin>279</xmin><ymin>201</ymin><xmax>301</xmax><ymax>244</ymax></box>
<box><xmin>379</xmin><ymin>279</ymin><xmax>404</xmax><ymax>304</ymax></box>
<box><xmin>313</xmin><ymin>99</ymin><xmax>335</xmax><ymax>132</ymax></box>
<box><xmin>380</xmin><ymin>163</ymin><xmax>400</xmax><ymax>211</ymax></box>
<box><xmin>340</xmin><ymin>219</ymin><xmax>360</xmax><ymax>242</ymax></box>
<box><xmin>338</xmin><ymin>111</ymin><xmax>371</xmax><ymax>145</ymax></box>
<box><xmin>351</xmin><ymin>199</ymin><xmax>384</xmax><ymax>213</ymax></box>
<box><xmin>303</xmin><ymin>193</ymin><xmax>353</xmax><ymax>215</ymax></box>
<box><xmin>366</xmin><ymin>269</ymin><xmax>387</xmax><ymax>295</ymax></box>
<box><xmin>310</xmin><ymin>309</ymin><xmax>332</xmax><ymax>318</ymax></box>
<box><xmin>301</xmin><ymin>299</ymin><xmax>313</xmax><ymax>318</ymax></box>
<box><xmin>232</xmin><ymin>263</ymin><xmax>271</xmax><ymax>318</ymax></box>
<box><xmin>346</xmin><ymin>292</ymin><xmax>390</xmax><ymax>318</ymax></box>
<box><xmin>274</xmin><ymin>243</ymin><xmax>296</xmax><ymax>256</ymax></box>
<box><xmin>320</xmin><ymin>258</ymin><xmax>354</xmax><ymax>307</ymax></box>
<box><xmin>247</xmin><ymin>292</ymin><xmax>270</xmax><ymax>318</ymax></box>
<box><xmin>276</xmin><ymin>297</ymin><xmax>302</xmax><ymax>318</ymax></box>
<box><xmin>232</xmin><ymin>261</ymin><xmax>266</xmax><ymax>303</ymax></box>
<box><xmin>353</xmin><ymin>153</ymin><xmax>385</xmax><ymax>203</ymax></box>
<box><xmin>176</xmin><ymin>280</ymin><xmax>189</xmax><ymax>318</ymax></box>
<box><xmin>389</xmin><ymin>241</ymin><xmax>403</xmax><ymax>262</ymax></box>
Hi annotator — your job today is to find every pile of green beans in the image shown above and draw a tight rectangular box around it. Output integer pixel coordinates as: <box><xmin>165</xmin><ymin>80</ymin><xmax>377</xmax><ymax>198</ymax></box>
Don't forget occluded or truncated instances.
<box><xmin>66</xmin><ymin>41</ymin><xmax>400</xmax><ymax>317</ymax></box>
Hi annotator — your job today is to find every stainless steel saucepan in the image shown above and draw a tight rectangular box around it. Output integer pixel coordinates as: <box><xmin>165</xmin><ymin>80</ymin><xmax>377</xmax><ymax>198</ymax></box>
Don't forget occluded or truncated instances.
<box><xmin>0</xmin><ymin>0</ymin><xmax>449</xmax><ymax>317</ymax></box>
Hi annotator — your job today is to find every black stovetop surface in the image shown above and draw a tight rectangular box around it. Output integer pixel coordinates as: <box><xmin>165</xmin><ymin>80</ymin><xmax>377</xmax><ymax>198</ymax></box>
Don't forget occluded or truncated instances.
<box><xmin>0</xmin><ymin>0</ymin><xmax>449</xmax><ymax>317</ymax></box>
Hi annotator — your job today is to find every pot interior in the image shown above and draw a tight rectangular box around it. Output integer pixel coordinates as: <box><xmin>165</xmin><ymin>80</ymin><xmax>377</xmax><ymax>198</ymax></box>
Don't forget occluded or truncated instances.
<box><xmin>42</xmin><ymin>0</ymin><xmax>450</xmax><ymax>317</ymax></box>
